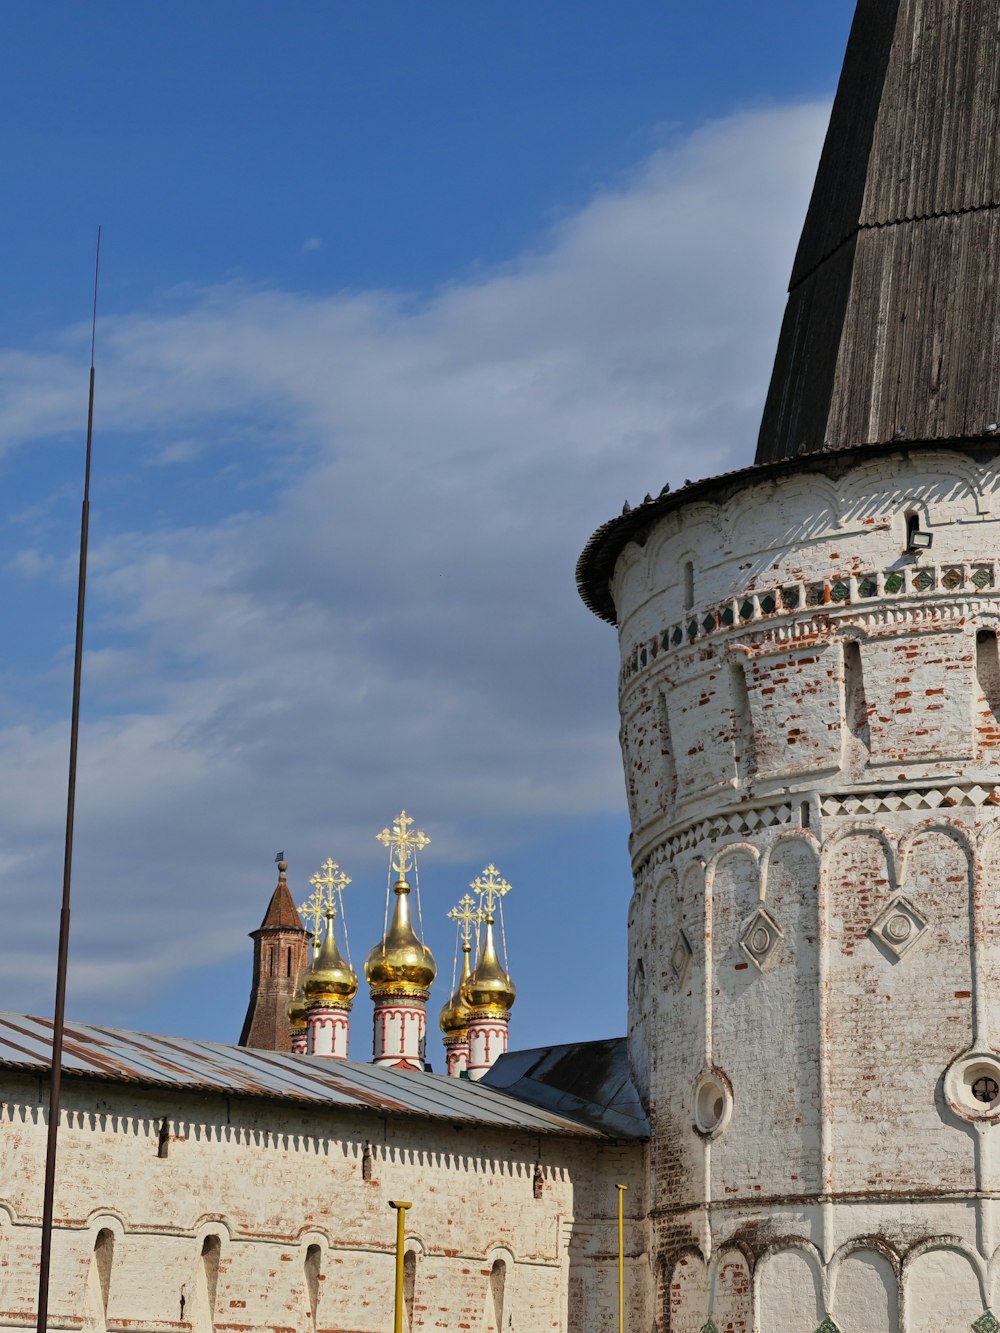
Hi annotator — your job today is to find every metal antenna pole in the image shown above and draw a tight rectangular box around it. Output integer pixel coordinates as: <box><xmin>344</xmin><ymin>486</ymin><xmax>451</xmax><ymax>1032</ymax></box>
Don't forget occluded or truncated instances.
<box><xmin>36</xmin><ymin>227</ymin><xmax>101</xmax><ymax>1333</ymax></box>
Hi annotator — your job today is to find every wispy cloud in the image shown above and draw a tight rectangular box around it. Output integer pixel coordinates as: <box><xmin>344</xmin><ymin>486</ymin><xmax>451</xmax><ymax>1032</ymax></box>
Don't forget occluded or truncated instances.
<box><xmin>0</xmin><ymin>103</ymin><xmax>826</xmax><ymax>1040</ymax></box>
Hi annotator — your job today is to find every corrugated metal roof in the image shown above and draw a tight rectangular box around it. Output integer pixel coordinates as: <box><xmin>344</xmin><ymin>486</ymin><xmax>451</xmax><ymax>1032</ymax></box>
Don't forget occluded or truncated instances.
<box><xmin>0</xmin><ymin>1013</ymin><xmax>607</xmax><ymax>1138</ymax></box>
<box><xmin>482</xmin><ymin>1038</ymin><xmax>648</xmax><ymax>1141</ymax></box>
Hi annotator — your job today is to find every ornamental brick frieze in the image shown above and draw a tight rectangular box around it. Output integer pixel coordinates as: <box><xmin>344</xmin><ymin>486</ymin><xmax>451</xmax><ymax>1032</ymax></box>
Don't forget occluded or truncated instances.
<box><xmin>619</xmin><ymin>573</ymin><xmax>989</xmax><ymax>694</ymax></box>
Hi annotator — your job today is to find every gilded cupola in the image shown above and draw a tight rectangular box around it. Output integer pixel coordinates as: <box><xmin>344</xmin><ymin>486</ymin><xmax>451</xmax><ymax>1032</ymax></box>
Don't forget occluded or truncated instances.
<box><xmin>366</xmin><ymin>810</ymin><xmax>437</xmax><ymax>999</ymax></box>
<box><xmin>463</xmin><ymin>865</ymin><xmax>516</xmax><ymax>1016</ymax></box>
<box><xmin>298</xmin><ymin>858</ymin><xmax>358</xmax><ymax>1009</ymax></box>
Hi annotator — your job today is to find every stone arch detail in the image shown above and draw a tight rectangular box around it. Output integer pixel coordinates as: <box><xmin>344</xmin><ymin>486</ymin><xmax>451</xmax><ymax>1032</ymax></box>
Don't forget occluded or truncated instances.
<box><xmin>754</xmin><ymin>1241</ymin><xmax>826</xmax><ymax>1332</ymax></box>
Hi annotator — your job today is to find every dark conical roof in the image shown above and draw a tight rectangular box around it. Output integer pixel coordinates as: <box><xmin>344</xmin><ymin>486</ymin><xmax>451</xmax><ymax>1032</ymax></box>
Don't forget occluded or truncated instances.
<box><xmin>757</xmin><ymin>0</ymin><xmax>1000</xmax><ymax>463</ymax></box>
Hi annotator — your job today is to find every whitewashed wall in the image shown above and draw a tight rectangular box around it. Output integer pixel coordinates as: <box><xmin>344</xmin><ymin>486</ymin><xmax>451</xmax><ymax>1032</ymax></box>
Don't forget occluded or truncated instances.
<box><xmin>612</xmin><ymin>449</ymin><xmax>1000</xmax><ymax>1331</ymax></box>
<box><xmin>0</xmin><ymin>1072</ymin><xmax>646</xmax><ymax>1333</ymax></box>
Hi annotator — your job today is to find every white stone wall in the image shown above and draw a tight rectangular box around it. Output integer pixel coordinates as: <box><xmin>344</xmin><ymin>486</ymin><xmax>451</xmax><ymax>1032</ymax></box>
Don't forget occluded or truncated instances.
<box><xmin>0</xmin><ymin>1071</ymin><xmax>646</xmax><ymax>1333</ymax></box>
<box><xmin>610</xmin><ymin>449</ymin><xmax>1000</xmax><ymax>1330</ymax></box>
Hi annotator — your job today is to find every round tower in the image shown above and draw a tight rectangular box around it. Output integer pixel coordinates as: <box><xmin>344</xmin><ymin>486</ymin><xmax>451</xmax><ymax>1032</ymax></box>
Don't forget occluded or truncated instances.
<box><xmin>463</xmin><ymin>864</ymin><xmax>515</xmax><ymax>1082</ymax></box>
<box><xmin>365</xmin><ymin>811</ymin><xmax>436</xmax><ymax>1070</ymax></box>
<box><xmin>577</xmin><ymin>4</ymin><xmax>1000</xmax><ymax>1328</ymax></box>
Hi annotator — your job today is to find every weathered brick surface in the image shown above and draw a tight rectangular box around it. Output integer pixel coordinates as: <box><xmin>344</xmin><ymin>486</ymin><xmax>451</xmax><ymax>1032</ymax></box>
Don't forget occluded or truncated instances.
<box><xmin>611</xmin><ymin>453</ymin><xmax>1000</xmax><ymax>1328</ymax></box>
<box><xmin>0</xmin><ymin>1076</ymin><xmax>646</xmax><ymax>1332</ymax></box>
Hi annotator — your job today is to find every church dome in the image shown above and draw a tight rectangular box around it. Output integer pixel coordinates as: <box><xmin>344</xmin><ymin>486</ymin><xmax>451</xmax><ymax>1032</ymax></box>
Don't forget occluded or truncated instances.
<box><xmin>365</xmin><ymin>879</ymin><xmax>437</xmax><ymax>995</ymax></box>
<box><xmin>302</xmin><ymin>913</ymin><xmax>358</xmax><ymax>1006</ymax></box>
<box><xmin>286</xmin><ymin>982</ymin><xmax>308</xmax><ymax>1030</ymax></box>
<box><xmin>463</xmin><ymin>915</ymin><xmax>515</xmax><ymax>1015</ymax></box>
<box><xmin>439</xmin><ymin>944</ymin><xmax>474</xmax><ymax>1038</ymax></box>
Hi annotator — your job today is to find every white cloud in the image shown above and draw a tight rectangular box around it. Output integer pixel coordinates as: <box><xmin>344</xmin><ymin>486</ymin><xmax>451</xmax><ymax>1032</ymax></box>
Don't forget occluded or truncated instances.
<box><xmin>0</xmin><ymin>103</ymin><xmax>828</xmax><ymax>1038</ymax></box>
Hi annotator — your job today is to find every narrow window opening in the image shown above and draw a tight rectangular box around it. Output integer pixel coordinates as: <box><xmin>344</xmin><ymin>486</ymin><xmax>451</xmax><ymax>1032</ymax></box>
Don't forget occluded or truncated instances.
<box><xmin>683</xmin><ymin>561</ymin><xmax>694</xmax><ymax>611</ymax></box>
<box><xmin>843</xmin><ymin>640</ymin><xmax>871</xmax><ymax>760</ymax></box>
<box><xmin>533</xmin><ymin>1163</ymin><xmax>544</xmax><ymax>1199</ymax></box>
<box><xmin>906</xmin><ymin>511</ymin><xmax>920</xmax><ymax>546</ymax></box>
<box><xmin>94</xmin><ymin>1229</ymin><xmax>114</xmax><ymax>1321</ymax></box>
<box><xmin>656</xmin><ymin>689</ymin><xmax>677</xmax><ymax>809</ymax></box>
<box><xmin>403</xmin><ymin>1250</ymin><xmax>416</xmax><ymax>1331</ymax></box>
<box><xmin>192</xmin><ymin>1234</ymin><xmax>221</xmax><ymax>1333</ymax></box>
<box><xmin>362</xmin><ymin>1141</ymin><xmax>373</xmax><ymax>1181</ymax></box>
<box><xmin>304</xmin><ymin>1244</ymin><xmax>322</xmax><ymax>1327</ymax></box>
<box><xmin>267</xmin><ymin>946</ymin><xmax>274</xmax><ymax>977</ymax></box>
<box><xmin>286</xmin><ymin>946</ymin><xmax>292</xmax><ymax>977</ymax></box>
<box><xmin>487</xmin><ymin>1259</ymin><xmax>506</xmax><ymax>1333</ymax></box>
<box><xmin>730</xmin><ymin>660</ymin><xmax>754</xmax><ymax>783</ymax></box>
<box><xmin>976</xmin><ymin>630</ymin><xmax>1000</xmax><ymax>743</ymax></box>
<box><xmin>158</xmin><ymin>1117</ymin><xmax>170</xmax><ymax>1159</ymax></box>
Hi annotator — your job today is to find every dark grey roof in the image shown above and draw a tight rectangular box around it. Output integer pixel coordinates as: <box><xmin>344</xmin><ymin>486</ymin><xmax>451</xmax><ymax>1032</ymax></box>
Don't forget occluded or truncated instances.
<box><xmin>0</xmin><ymin>1012</ymin><xmax>609</xmax><ymax>1138</ymax></box>
<box><xmin>481</xmin><ymin>1037</ymin><xmax>648</xmax><ymax>1140</ymax></box>
<box><xmin>757</xmin><ymin>0</ymin><xmax>1000</xmax><ymax>463</ymax></box>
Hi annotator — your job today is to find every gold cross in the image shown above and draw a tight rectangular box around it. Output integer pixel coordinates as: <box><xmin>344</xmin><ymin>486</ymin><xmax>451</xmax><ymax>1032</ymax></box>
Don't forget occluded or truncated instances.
<box><xmin>298</xmin><ymin>885</ymin><xmax>334</xmax><ymax>942</ymax></box>
<box><xmin>376</xmin><ymin>810</ymin><xmax>430</xmax><ymax>876</ymax></box>
<box><xmin>447</xmin><ymin>892</ymin><xmax>482</xmax><ymax>948</ymax></box>
<box><xmin>310</xmin><ymin>857</ymin><xmax>351</xmax><ymax>901</ymax></box>
<box><xmin>298</xmin><ymin>858</ymin><xmax>351</xmax><ymax>941</ymax></box>
<box><xmin>470</xmin><ymin>864</ymin><xmax>512</xmax><ymax>918</ymax></box>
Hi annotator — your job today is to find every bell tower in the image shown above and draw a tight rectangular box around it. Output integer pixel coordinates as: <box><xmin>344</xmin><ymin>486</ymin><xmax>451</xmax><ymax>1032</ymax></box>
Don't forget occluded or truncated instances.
<box><xmin>578</xmin><ymin>1</ymin><xmax>1000</xmax><ymax>1328</ymax></box>
<box><xmin>239</xmin><ymin>856</ymin><xmax>309</xmax><ymax>1053</ymax></box>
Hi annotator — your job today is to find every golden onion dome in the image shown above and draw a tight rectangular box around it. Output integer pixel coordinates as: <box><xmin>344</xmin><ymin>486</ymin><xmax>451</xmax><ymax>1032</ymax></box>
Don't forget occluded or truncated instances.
<box><xmin>439</xmin><ymin>943</ymin><xmax>474</xmax><ymax>1039</ymax></box>
<box><xmin>287</xmin><ymin>982</ymin><xmax>309</xmax><ymax>1030</ymax></box>
<box><xmin>302</xmin><ymin>913</ymin><xmax>358</xmax><ymax>1006</ymax></box>
<box><xmin>463</xmin><ymin>915</ymin><xmax>516</xmax><ymax>1014</ymax></box>
<box><xmin>365</xmin><ymin>879</ymin><xmax>437</xmax><ymax>996</ymax></box>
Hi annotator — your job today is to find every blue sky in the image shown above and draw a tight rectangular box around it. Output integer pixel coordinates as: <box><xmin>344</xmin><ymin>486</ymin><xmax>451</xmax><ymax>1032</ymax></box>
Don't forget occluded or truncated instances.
<box><xmin>0</xmin><ymin>3</ymin><xmax>854</xmax><ymax>1065</ymax></box>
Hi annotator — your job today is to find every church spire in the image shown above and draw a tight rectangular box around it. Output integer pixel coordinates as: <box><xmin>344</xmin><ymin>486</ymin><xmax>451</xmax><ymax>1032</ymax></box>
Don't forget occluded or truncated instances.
<box><xmin>757</xmin><ymin>0</ymin><xmax>1000</xmax><ymax>463</ymax></box>
<box><xmin>239</xmin><ymin>855</ymin><xmax>310</xmax><ymax>1053</ymax></box>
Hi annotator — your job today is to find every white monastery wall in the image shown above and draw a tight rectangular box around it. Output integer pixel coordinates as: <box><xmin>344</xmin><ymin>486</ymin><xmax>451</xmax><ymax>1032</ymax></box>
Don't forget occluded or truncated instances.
<box><xmin>612</xmin><ymin>450</ymin><xmax>1000</xmax><ymax>1330</ymax></box>
<box><xmin>0</xmin><ymin>1073</ymin><xmax>646</xmax><ymax>1333</ymax></box>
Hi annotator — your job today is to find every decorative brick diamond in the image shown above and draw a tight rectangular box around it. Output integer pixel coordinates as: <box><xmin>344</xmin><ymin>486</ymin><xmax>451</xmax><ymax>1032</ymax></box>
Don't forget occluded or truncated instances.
<box><xmin>688</xmin><ymin>619</ymin><xmax>699</xmax><ymax>641</ymax></box>
<box><xmin>671</xmin><ymin>932</ymin><xmax>693</xmax><ymax>986</ymax></box>
<box><xmin>831</xmin><ymin>579</ymin><xmax>849</xmax><ymax>601</ymax></box>
<box><xmin>913</xmin><ymin>568</ymin><xmax>935</xmax><ymax>591</ymax></box>
<box><xmin>721</xmin><ymin>605</ymin><xmax>735</xmax><ymax>626</ymax></box>
<box><xmin>739</xmin><ymin>599</ymin><xmax>754</xmax><ymax>621</ymax></box>
<box><xmin>740</xmin><ymin>907</ymin><xmax>783</xmax><ymax>971</ymax></box>
<box><xmin>700</xmin><ymin>1322</ymin><xmax>719</xmax><ymax>1333</ymax></box>
<box><xmin>672</xmin><ymin>626</ymin><xmax>683</xmax><ymax>646</ymax></box>
<box><xmin>869</xmin><ymin>895</ymin><xmax>928</xmax><ymax>961</ymax></box>
<box><xmin>973</xmin><ymin>566</ymin><xmax>995</xmax><ymax>589</ymax></box>
<box><xmin>807</xmin><ymin>582</ymin><xmax>826</xmax><ymax>605</ymax></box>
<box><xmin>943</xmin><ymin>566</ymin><xmax>963</xmax><ymax>589</ymax></box>
<box><xmin>884</xmin><ymin>572</ymin><xmax>904</xmax><ymax>593</ymax></box>
<box><xmin>973</xmin><ymin>1313</ymin><xmax>1000</xmax><ymax>1333</ymax></box>
<box><xmin>858</xmin><ymin>576</ymin><xmax>878</xmax><ymax>597</ymax></box>
<box><xmin>703</xmin><ymin>612</ymin><xmax>717</xmax><ymax>633</ymax></box>
<box><xmin>816</xmin><ymin>1320</ymin><xmax>842</xmax><ymax>1333</ymax></box>
<box><xmin>760</xmin><ymin>592</ymin><xmax>777</xmax><ymax>614</ymax></box>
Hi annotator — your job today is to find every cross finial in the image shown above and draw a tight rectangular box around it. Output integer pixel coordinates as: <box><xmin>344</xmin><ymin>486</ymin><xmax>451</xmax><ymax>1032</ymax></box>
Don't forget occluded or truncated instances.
<box><xmin>447</xmin><ymin>892</ymin><xmax>482</xmax><ymax>948</ymax></box>
<box><xmin>376</xmin><ymin>810</ymin><xmax>430</xmax><ymax>877</ymax></box>
<box><xmin>298</xmin><ymin>885</ymin><xmax>334</xmax><ymax>942</ymax></box>
<box><xmin>470</xmin><ymin>864</ymin><xmax>511</xmax><ymax>919</ymax></box>
<box><xmin>298</xmin><ymin>857</ymin><xmax>351</xmax><ymax>944</ymax></box>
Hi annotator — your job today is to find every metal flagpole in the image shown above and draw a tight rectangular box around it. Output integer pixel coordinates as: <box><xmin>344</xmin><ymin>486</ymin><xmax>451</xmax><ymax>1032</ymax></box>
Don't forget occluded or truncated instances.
<box><xmin>616</xmin><ymin>1182</ymin><xmax>628</xmax><ymax>1333</ymax></box>
<box><xmin>35</xmin><ymin>228</ymin><xmax>101</xmax><ymax>1333</ymax></box>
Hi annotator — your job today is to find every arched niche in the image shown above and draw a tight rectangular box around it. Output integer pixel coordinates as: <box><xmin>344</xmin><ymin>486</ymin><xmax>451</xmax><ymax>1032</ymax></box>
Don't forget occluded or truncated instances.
<box><xmin>710</xmin><ymin>1246</ymin><xmax>751</xmax><ymax>1332</ymax></box>
<box><xmin>831</xmin><ymin>1248</ymin><xmax>897</xmax><ymax>1332</ymax></box>
<box><xmin>756</xmin><ymin>1245</ymin><xmax>824</xmax><ymax>1332</ymax></box>
<box><xmin>667</xmin><ymin>1249</ymin><xmax>709</xmax><ymax>1333</ymax></box>
<box><xmin>906</xmin><ymin>1244</ymin><xmax>984</xmax><ymax>1332</ymax></box>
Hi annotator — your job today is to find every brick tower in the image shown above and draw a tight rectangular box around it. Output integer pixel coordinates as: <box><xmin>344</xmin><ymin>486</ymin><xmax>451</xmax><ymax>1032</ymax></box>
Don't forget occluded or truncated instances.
<box><xmin>238</xmin><ymin>857</ymin><xmax>310</xmax><ymax>1053</ymax></box>
<box><xmin>578</xmin><ymin>1</ymin><xmax>1000</xmax><ymax>1328</ymax></box>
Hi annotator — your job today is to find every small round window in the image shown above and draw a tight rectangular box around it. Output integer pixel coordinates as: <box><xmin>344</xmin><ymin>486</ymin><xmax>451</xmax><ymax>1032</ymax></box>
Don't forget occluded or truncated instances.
<box><xmin>693</xmin><ymin>1069</ymin><xmax>732</xmax><ymax>1139</ymax></box>
<box><xmin>944</xmin><ymin>1051</ymin><xmax>1000</xmax><ymax>1122</ymax></box>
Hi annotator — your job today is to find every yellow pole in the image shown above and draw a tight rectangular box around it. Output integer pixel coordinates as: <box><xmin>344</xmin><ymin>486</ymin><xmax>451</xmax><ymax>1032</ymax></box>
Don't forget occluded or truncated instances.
<box><xmin>389</xmin><ymin>1201</ymin><xmax>412</xmax><ymax>1333</ymax></box>
<box><xmin>616</xmin><ymin>1183</ymin><xmax>628</xmax><ymax>1333</ymax></box>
